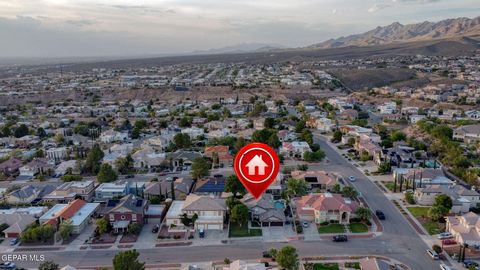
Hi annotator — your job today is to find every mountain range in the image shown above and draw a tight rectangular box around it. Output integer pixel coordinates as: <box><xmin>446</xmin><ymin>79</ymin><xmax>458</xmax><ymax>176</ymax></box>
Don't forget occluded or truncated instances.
<box><xmin>309</xmin><ymin>16</ymin><xmax>480</xmax><ymax>49</ymax></box>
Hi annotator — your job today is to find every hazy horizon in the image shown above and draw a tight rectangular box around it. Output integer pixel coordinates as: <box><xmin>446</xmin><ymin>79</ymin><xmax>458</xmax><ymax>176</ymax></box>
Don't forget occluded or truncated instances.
<box><xmin>0</xmin><ymin>0</ymin><xmax>479</xmax><ymax>59</ymax></box>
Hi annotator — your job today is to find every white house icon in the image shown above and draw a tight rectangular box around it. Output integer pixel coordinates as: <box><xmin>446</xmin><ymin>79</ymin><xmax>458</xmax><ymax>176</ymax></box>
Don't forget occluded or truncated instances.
<box><xmin>245</xmin><ymin>155</ymin><xmax>268</xmax><ymax>175</ymax></box>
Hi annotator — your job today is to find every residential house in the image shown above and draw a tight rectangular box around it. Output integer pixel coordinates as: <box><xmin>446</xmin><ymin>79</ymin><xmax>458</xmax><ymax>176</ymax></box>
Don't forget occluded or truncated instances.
<box><xmin>54</xmin><ymin>160</ymin><xmax>78</xmax><ymax>177</ymax></box>
<box><xmin>144</xmin><ymin>178</ymin><xmax>193</xmax><ymax>200</ymax></box>
<box><xmin>46</xmin><ymin>147</ymin><xmax>68</xmax><ymax>162</ymax></box>
<box><xmin>0</xmin><ymin>157</ymin><xmax>23</xmax><ymax>176</ymax></box>
<box><xmin>100</xmin><ymin>130</ymin><xmax>129</xmax><ymax>144</ymax></box>
<box><xmin>94</xmin><ymin>182</ymin><xmax>128</xmax><ymax>201</ymax></box>
<box><xmin>453</xmin><ymin>124</ymin><xmax>480</xmax><ymax>143</ymax></box>
<box><xmin>5</xmin><ymin>185</ymin><xmax>41</xmax><ymax>205</ymax></box>
<box><xmin>277</xmin><ymin>130</ymin><xmax>297</xmax><ymax>142</ymax></box>
<box><xmin>290</xmin><ymin>170</ymin><xmax>338</xmax><ymax>191</ymax></box>
<box><xmin>0</xmin><ymin>213</ymin><xmax>36</xmax><ymax>238</ymax></box>
<box><xmin>280</xmin><ymin>141</ymin><xmax>311</xmax><ymax>159</ymax></box>
<box><xmin>193</xmin><ymin>176</ymin><xmax>225</xmax><ymax>197</ymax></box>
<box><xmin>132</xmin><ymin>146</ymin><xmax>166</xmax><ymax>170</ymax></box>
<box><xmin>241</xmin><ymin>193</ymin><xmax>285</xmax><ymax>226</ymax></box>
<box><xmin>414</xmin><ymin>184</ymin><xmax>480</xmax><ymax>213</ymax></box>
<box><xmin>204</xmin><ymin>145</ymin><xmax>233</xmax><ymax>168</ymax></box>
<box><xmin>105</xmin><ymin>194</ymin><xmax>149</xmax><ymax>233</ymax></box>
<box><xmin>167</xmin><ymin>151</ymin><xmax>202</xmax><ymax>168</ymax></box>
<box><xmin>43</xmin><ymin>180</ymin><xmax>96</xmax><ymax>203</ymax></box>
<box><xmin>446</xmin><ymin>212</ymin><xmax>480</xmax><ymax>246</ymax></box>
<box><xmin>165</xmin><ymin>194</ymin><xmax>226</xmax><ymax>231</ymax></box>
<box><xmin>18</xmin><ymin>158</ymin><xmax>54</xmax><ymax>180</ymax></box>
<box><xmin>39</xmin><ymin>199</ymin><xmax>100</xmax><ymax>234</ymax></box>
<box><xmin>296</xmin><ymin>193</ymin><xmax>359</xmax><ymax>224</ymax></box>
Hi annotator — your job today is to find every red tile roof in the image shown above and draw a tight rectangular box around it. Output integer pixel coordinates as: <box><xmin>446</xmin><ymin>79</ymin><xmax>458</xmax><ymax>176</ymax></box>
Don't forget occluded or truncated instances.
<box><xmin>43</xmin><ymin>199</ymin><xmax>86</xmax><ymax>226</ymax></box>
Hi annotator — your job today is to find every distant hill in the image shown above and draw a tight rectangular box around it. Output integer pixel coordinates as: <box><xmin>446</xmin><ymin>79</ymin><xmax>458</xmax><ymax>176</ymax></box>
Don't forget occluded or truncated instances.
<box><xmin>310</xmin><ymin>16</ymin><xmax>480</xmax><ymax>49</ymax></box>
<box><xmin>190</xmin><ymin>43</ymin><xmax>285</xmax><ymax>55</ymax></box>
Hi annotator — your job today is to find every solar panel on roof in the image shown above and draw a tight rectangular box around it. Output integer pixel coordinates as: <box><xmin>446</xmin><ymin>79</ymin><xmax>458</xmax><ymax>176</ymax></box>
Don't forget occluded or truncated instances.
<box><xmin>107</xmin><ymin>200</ymin><xmax>120</xmax><ymax>207</ymax></box>
<box><xmin>136</xmin><ymin>199</ymin><xmax>143</xmax><ymax>207</ymax></box>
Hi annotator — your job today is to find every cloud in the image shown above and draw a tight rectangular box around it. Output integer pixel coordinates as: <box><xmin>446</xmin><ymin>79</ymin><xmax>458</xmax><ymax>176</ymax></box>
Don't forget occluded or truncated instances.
<box><xmin>368</xmin><ymin>3</ymin><xmax>391</xmax><ymax>13</ymax></box>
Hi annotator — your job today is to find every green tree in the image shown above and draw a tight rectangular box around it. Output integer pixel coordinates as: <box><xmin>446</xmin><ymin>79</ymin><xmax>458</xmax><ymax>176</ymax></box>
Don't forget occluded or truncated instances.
<box><xmin>85</xmin><ymin>144</ymin><xmax>104</xmax><ymax>174</ymax></box>
<box><xmin>173</xmin><ymin>133</ymin><xmax>191</xmax><ymax>149</ymax></box>
<box><xmin>390</xmin><ymin>131</ymin><xmax>407</xmax><ymax>142</ymax></box>
<box><xmin>190</xmin><ymin>157</ymin><xmax>210</xmax><ymax>180</ymax></box>
<box><xmin>267</xmin><ymin>133</ymin><xmax>281</xmax><ymax>148</ymax></box>
<box><xmin>97</xmin><ymin>163</ymin><xmax>118</xmax><ymax>183</ymax></box>
<box><xmin>377</xmin><ymin>161</ymin><xmax>391</xmax><ymax>174</ymax></box>
<box><xmin>264</xmin><ymin>118</ymin><xmax>275</xmax><ymax>129</ymax></box>
<box><xmin>286</xmin><ymin>178</ymin><xmax>308</xmax><ymax>197</ymax></box>
<box><xmin>225</xmin><ymin>175</ymin><xmax>246</xmax><ymax>197</ymax></box>
<box><xmin>433</xmin><ymin>194</ymin><xmax>453</xmax><ymax>211</ymax></box>
<box><xmin>116</xmin><ymin>154</ymin><xmax>134</xmax><ymax>175</ymax></box>
<box><xmin>342</xmin><ymin>186</ymin><xmax>358</xmax><ymax>198</ymax></box>
<box><xmin>332</xmin><ymin>130</ymin><xmax>342</xmax><ymax>142</ymax></box>
<box><xmin>39</xmin><ymin>260</ymin><xmax>59</xmax><ymax>270</ymax></box>
<box><xmin>128</xmin><ymin>223</ymin><xmax>142</xmax><ymax>235</ymax></box>
<box><xmin>331</xmin><ymin>184</ymin><xmax>341</xmax><ymax>194</ymax></box>
<box><xmin>230</xmin><ymin>204</ymin><xmax>248</xmax><ymax>226</ymax></box>
<box><xmin>303</xmin><ymin>150</ymin><xmax>325</xmax><ymax>162</ymax></box>
<box><xmin>428</xmin><ymin>206</ymin><xmax>448</xmax><ymax>222</ymax></box>
<box><xmin>14</xmin><ymin>124</ymin><xmax>29</xmax><ymax>138</ymax></box>
<box><xmin>113</xmin><ymin>249</ymin><xmax>145</xmax><ymax>270</ymax></box>
<box><xmin>131</xmin><ymin>127</ymin><xmax>140</xmax><ymax>139</ymax></box>
<box><xmin>355</xmin><ymin>207</ymin><xmax>372</xmax><ymax>222</ymax></box>
<box><xmin>37</xmin><ymin>127</ymin><xmax>47</xmax><ymax>138</ymax></box>
<box><xmin>96</xmin><ymin>218</ymin><xmax>109</xmax><ymax>234</ymax></box>
<box><xmin>59</xmin><ymin>220</ymin><xmax>73</xmax><ymax>241</ymax></box>
<box><xmin>276</xmin><ymin>246</ymin><xmax>299</xmax><ymax>270</ymax></box>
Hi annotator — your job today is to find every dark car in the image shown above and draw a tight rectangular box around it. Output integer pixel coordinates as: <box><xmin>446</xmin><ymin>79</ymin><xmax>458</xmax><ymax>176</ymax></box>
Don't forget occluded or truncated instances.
<box><xmin>152</xmin><ymin>224</ymin><xmax>159</xmax><ymax>233</ymax></box>
<box><xmin>126</xmin><ymin>174</ymin><xmax>135</xmax><ymax>178</ymax></box>
<box><xmin>375</xmin><ymin>210</ymin><xmax>386</xmax><ymax>220</ymax></box>
<box><xmin>332</xmin><ymin>235</ymin><xmax>348</xmax><ymax>242</ymax></box>
<box><xmin>463</xmin><ymin>260</ymin><xmax>479</xmax><ymax>268</ymax></box>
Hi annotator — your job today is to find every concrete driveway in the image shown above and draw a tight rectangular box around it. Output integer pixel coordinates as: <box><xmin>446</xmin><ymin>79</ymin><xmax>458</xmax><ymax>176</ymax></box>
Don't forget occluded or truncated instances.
<box><xmin>134</xmin><ymin>222</ymin><xmax>159</xmax><ymax>249</ymax></box>
<box><xmin>262</xmin><ymin>226</ymin><xmax>295</xmax><ymax>242</ymax></box>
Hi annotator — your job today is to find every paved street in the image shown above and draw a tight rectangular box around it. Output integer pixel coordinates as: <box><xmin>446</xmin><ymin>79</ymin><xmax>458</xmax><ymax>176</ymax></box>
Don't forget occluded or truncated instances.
<box><xmin>2</xmin><ymin>134</ymin><xmax>443</xmax><ymax>269</ymax></box>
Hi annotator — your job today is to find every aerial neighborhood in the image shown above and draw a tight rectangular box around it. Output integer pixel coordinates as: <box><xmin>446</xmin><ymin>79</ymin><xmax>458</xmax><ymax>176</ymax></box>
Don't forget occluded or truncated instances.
<box><xmin>0</xmin><ymin>23</ymin><xmax>480</xmax><ymax>270</ymax></box>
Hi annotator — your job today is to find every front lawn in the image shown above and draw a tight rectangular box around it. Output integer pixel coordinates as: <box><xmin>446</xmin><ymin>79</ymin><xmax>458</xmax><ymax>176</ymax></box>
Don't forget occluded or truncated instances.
<box><xmin>318</xmin><ymin>224</ymin><xmax>345</xmax><ymax>234</ymax></box>
<box><xmin>344</xmin><ymin>262</ymin><xmax>360</xmax><ymax>269</ymax></box>
<box><xmin>313</xmin><ymin>263</ymin><xmax>339</xmax><ymax>270</ymax></box>
<box><xmin>407</xmin><ymin>207</ymin><xmax>429</xmax><ymax>218</ymax></box>
<box><xmin>229</xmin><ymin>223</ymin><xmax>262</xmax><ymax>237</ymax></box>
<box><xmin>348</xmin><ymin>223</ymin><xmax>368</xmax><ymax>233</ymax></box>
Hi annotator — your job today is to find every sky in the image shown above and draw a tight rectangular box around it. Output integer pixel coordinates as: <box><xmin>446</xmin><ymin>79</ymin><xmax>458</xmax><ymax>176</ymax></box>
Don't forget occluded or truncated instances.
<box><xmin>0</xmin><ymin>0</ymin><xmax>478</xmax><ymax>58</ymax></box>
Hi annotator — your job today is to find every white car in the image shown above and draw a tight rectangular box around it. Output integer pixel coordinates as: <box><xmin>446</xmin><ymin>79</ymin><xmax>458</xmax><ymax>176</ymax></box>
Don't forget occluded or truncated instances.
<box><xmin>302</xmin><ymin>221</ymin><xmax>309</xmax><ymax>228</ymax></box>
<box><xmin>349</xmin><ymin>176</ymin><xmax>356</xmax><ymax>182</ymax></box>
<box><xmin>439</xmin><ymin>263</ymin><xmax>455</xmax><ymax>270</ymax></box>
<box><xmin>437</xmin><ymin>232</ymin><xmax>453</xmax><ymax>239</ymax></box>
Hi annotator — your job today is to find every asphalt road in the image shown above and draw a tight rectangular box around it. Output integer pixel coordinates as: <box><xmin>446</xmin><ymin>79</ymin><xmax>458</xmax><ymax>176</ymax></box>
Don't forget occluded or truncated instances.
<box><xmin>3</xmin><ymin>134</ymin><xmax>441</xmax><ymax>269</ymax></box>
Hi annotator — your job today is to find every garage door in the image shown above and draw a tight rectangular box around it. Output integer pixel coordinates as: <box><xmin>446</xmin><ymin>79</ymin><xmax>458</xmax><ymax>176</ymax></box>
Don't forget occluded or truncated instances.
<box><xmin>269</xmin><ymin>222</ymin><xmax>284</xmax><ymax>226</ymax></box>
<box><xmin>207</xmin><ymin>224</ymin><xmax>221</xmax><ymax>230</ymax></box>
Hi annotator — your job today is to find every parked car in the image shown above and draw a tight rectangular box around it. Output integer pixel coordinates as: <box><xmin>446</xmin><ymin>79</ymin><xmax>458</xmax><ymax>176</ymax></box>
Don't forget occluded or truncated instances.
<box><xmin>199</xmin><ymin>229</ymin><xmax>205</xmax><ymax>238</ymax></box>
<box><xmin>437</xmin><ymin>232</ymin><xmax>453</xmax><ymax>239</ymax></box>
<box><xmin>0</xmin><ymin>262</ymin><xmax>16</xmax><ymax>269</ymax></box>
<box><xmin>439</xmin><ymin>263</ymin><xmax>455</xmax><ymax>270</ymax></box>
<box><xmin>9</xmin><ymin>238</ymin><xmax>18</xmax><ymax>246</ymax></box>
<box><xmin>349</xmin><ymin>176</ymin><xmax>356</xmax><ymax>182</ymax></box>
<box><xmin>375</xmin><ymin>210</ymin><xmax>385</xmax><ymax>220</ymax></box>
<box><xmin>152</xmin><ymin>224</ymin><xmax>160</xmax><ymax>233</ymax></box>
<box><xmin>403</xmin><ymin>189</ymin><xmax>414</xmax><ymax>194</ymax></box>
<box><xmin>332</xmin><ymin>235</ymin><xmax>348</xmax><ymax>242</ymax></box>
<box><xmin>302</xmin><ymin>221</ymin><xmax>309</xmax><ymax>228</ymax></box>
<box><xmin>262</xmin><ymin>251</ymin><xmax>272</xmax><ymax>258</ymax></box>
<box><xmin>463</xmin><ymin>260</ymin><xmax>478</xmax><ymax>268</ymax></box>
<box><xmin>441</xmin><ymin>239</ymin><xmax>456</xmax><ymax>246</ymax></box>
<box><xmin>126</xmin><ymin>174</ymin><xmax>135</xmax><ymax>178</ymax></box>
<box><xmin>426</xmin><ymin>249</ymin><xmax>439</xmax><ymax>260</ymax></box>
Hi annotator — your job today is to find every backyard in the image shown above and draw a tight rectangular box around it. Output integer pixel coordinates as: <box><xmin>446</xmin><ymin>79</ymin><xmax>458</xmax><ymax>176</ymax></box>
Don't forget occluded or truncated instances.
<box><xmin>229</xmin><ymin>223</ymin><xmax>262</xmax><ymax>237</ymax></box>
<box><xmin>317</xmin><ymin>224</ymin><xmax>345</xmax><ymax>234</ymax></box>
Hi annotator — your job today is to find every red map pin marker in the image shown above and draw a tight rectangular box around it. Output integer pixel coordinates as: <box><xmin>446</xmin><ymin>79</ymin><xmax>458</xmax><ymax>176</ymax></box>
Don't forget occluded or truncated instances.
<box><xmin>234</xmin><ymin>143</ymin><xmax>280</xmax><ymax>199</ymax></box>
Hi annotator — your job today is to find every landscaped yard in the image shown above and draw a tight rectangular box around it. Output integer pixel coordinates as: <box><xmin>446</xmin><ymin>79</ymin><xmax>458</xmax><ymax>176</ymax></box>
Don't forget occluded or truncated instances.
<box><xmin>229</xmin><ymin>223</ymin><xmax>262</xmax><ymax>237</ymax></box>
<box><xmin>348</xmin><ymin>223</ymin><xmax>368</xmax><ymax>233</ymax></box>
<box><xmin>313</xmin><ymin>263</ymin><xmax>339</xmax><ymax>270</ymax></box>
<box><xmin>407</xmin><ymin>207</ymin><xmax>443</xmax><ymax>235</ymax></box>
<box><xmin>407</xmin><ymin>207</ymin><xmax>429</xmax><ymax>217</ymax></box>
<box><xmin>317</xmin><ymin>224</ymin><xmax>345</xmax><ymax>234</ymax></box>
